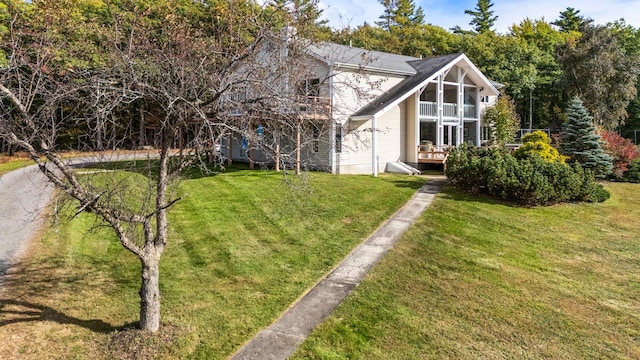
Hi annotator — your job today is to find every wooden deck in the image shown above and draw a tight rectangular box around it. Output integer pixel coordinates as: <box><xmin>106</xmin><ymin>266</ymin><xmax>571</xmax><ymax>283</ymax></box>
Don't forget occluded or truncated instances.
<box><xmin>417</xmin><ymin>148</ymin><xmax>448</xmax><ymax>165</ymax></box>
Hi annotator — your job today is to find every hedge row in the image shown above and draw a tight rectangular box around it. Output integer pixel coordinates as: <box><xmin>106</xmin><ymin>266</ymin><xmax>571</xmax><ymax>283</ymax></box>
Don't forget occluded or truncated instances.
<box><xmin>445</xmin><ymin>145</ymin><xmax>610</xmax><ymax>206</ymax></box>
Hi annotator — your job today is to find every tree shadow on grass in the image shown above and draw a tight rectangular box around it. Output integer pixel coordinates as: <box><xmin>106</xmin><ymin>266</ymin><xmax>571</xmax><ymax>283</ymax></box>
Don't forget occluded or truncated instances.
<box><xmin>0</xmin><ymin>259</ymin><xmax>137</xmax><ymax>334</ymax></box>
<box><xmin>0</xmin><ymin>299</ymin><xmax>133</xmax><ymax>334</ymax></box>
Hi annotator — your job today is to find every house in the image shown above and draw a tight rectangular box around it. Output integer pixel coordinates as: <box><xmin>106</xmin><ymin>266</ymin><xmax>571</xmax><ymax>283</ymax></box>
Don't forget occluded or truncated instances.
<box><xmin>220</xmin><ymin>40</ymin><xmax>501</xmax><ymax>175</ymax></box>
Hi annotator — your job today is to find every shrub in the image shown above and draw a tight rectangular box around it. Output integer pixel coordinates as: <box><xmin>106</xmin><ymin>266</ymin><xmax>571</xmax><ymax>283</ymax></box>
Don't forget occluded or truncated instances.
<box><xmin>601</xmin><ymin>130</ymin><xmax>639</xmax><ymax>178</ymax></box>
<box><xmin>446</xmin><ymin>144</ymin><xmax>609</xmax><ymax>206</ymax></box>
<box><xmin>513</xmin><ymin>130</ymin><xmax>566</xmax><ymax>163</ymax></box>
<box><xmin>623</xmin><ymin>158</ymin><xmax>640</xmax><ymax>183</ymax></box>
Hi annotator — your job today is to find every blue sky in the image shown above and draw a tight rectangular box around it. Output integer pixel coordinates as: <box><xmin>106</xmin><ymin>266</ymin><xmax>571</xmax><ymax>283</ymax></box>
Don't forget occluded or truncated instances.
<box><xmin>317</xmin><ymin>0</ymin><xmax>640</xmax><ymax>33</ymax></box>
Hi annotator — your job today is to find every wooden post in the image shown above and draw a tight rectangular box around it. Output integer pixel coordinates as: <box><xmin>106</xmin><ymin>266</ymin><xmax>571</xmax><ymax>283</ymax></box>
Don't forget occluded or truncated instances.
<box><xmin>227</xmin><ymin>133</ymin><xmax>233</xmax><ymax>166</ymax></box>
<box><xmin>296</xmin><ymin>121</ymin><xmax>301</xmax><ymax>175</ymax></box>
<box><xmin>275</xmin><ymin>139</ymin><xmax>280</xmax><ymax>172</ymax></box>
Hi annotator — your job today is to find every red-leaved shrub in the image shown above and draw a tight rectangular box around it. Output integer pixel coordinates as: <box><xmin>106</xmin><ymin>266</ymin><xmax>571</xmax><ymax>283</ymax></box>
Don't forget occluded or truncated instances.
<box><xmin>601</xmin><ymin>131</ymin><xmax>639</xmax><ymax>177</ymax></box>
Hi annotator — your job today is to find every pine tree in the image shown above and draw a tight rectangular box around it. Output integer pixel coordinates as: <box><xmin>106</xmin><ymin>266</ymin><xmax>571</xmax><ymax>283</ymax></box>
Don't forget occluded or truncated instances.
<box><xmin>552</xmin><ymin>7</ymin><xmax>591</xmax><ymax>33</ymax></box>
<box><xmin>465</xmin><ymin>0</ymin><xmax>498</xmax><ymax>34</ymax></box>
<box><xmin>375</xmin><ymin>0</ymin><xmax>424</xmax><ymax>31</ymax></box>
<box><xmin>559</xmin><ymin>97</ymin><xmax>613</xmax><ymax>177</ymax></box>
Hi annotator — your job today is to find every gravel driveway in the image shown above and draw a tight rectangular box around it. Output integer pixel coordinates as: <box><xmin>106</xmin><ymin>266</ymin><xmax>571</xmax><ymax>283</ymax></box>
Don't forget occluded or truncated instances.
<box><xmin>0</xmin><ymin>152</ymin><xmax>159</xmax><ymax>292</ymax></box>
<box><xmin>0</xmin><ymin>164</ymin><xmax>53</xmax><ymax>285</ymax></box>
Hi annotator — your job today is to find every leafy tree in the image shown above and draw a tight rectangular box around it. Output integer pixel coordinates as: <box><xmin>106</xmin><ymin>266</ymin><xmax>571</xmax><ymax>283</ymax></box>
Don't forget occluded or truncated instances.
<box><xmin>460</xmin><ymin>32</ymin><xmax>539</xmax><ymax>101</ymax></box>
<box><xmin>481</xmin><ymin>90</ymin><xmax>520</xmax><ymax>145</ymax></box>
<box><xmin>559</xmin><ymin>98</ymin><xmax>613</xmax><ymax>177</ymax></box>
<box><xmin>557</xmin><ymin>25</ymin><xmax>639</xmax><ymax>129</ymax></box>
<box><xmin>510</xmin><ymin>18</ymin><xmax>577</xmax><ymax>129</ymax></box>
<box><xmin>609</xmin><ymin>19</ymin><xmax>640</xmax><ymax>133</ymax></box>
<box><xmin>513</xmin><ymin>130</ymin><xmax>565</xmax><ymax>163</ymax></box>
<box><xmin>464</xmin><ymin>0</ymin><xmax>498</xmax><ymax>34</ymax></box>
<box><xmin>552</xmin><ymin>7</ymin><xmax>591</xmax><ymax>33</ymax></box>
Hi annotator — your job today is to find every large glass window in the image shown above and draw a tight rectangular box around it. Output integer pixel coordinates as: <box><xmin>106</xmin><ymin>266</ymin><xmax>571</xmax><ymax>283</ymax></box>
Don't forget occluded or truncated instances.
<box><xmin>420</xmin><ymin>121</ymin><xmax>437</xmax><ymax>145</ymax></box>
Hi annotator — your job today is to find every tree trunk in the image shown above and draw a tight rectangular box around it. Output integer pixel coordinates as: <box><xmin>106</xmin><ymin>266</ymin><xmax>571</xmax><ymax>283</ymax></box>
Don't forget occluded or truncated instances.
<box><xmin>296</xmin><ymin>121</ymin><xmax>301</xmax><ymax>175</ymax></box>
<box><xmin>275</xmin><ymin>139</ymin><xmax>280</xmax><ymax>172</ymax></box>
<box><xmin>138</xmin><ymin>106</ymin><xmax>146</xmax><ymax>148</ymax></box>
<box><xmin>139</xmin><ymin>136</ymin><xmax>169</xmax><ymax>333</ymax></box>
<box><xmin>96</xmin><ymin>117</ymin><xmax>104</xmax><ymax>151</ymax></box>
<box><xmin>139</xmin><ymin>252</ymin><xmax>161</xmax><ymax>332</ymax></box>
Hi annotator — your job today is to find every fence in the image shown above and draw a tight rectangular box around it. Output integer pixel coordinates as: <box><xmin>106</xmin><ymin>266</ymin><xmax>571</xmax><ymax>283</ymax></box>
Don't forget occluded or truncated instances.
<box><xmin>620</xmin><ymin>130</ymin><xmax>640</xmax><ymax>145</ymax></box>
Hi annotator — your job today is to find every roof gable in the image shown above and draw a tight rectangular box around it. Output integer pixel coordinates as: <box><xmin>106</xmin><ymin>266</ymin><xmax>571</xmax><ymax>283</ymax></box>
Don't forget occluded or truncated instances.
<box><xmin>351</xmin><ymin>53</ymin><xmax>499</xmax><ymax>119</ymax></box>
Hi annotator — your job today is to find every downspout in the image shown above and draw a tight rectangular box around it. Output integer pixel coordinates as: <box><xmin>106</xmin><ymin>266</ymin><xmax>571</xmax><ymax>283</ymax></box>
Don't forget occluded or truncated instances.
<box><xmin>476</xmin><ymin>87</ymin><xmax>481</xmax><ymax>146</ymax></box>
<box><xmin>415</xmin><ymin>92</ymin><xmax>420</xmax><ymax>163</ymax></box>
<box><xmin>372</xmin><ymin>115</ymin><xmax>378</xmax><ymax>177</ymax></box>
<box><xmin>437</xmin><ymin>74</ymin><xmax>443</xmax><ymax>148</ymax></box>
<box><xmin>329</xmin><ymin>63</ymin><xmax>336</xmax><ymax>174</ymax></box>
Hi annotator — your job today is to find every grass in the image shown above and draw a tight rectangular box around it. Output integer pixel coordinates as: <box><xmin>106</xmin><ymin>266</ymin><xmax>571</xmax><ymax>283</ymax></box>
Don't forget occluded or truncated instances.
<box><xmin>0</xmin><ymin>165</ymin><xmax>426</xmax><ymax>359</ymax></box>
<box><xmin>292</xmin><ymin>182</ymin><xmax>640</xmax><ymax>359</ymax></box>
<box><xmin>0</xmin><ymin>155</ymin><xmax>33</xmax><ymax>176</ymax></box>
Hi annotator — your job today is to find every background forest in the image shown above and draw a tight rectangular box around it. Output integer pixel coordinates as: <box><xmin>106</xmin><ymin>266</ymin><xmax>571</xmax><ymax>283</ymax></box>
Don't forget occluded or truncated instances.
<box><xmin>312</xmin><ymin>0</ymin><xmax>640</xmax><ymax>138</ymax></box>
<box><xmin>2</xmin><ymin>0</ymin><xmax>639</xmax><ymax>142</ymax></box>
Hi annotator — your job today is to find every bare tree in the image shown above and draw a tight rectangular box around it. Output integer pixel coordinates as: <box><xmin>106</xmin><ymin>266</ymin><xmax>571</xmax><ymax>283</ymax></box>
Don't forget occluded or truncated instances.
<box><xmin>0</xmin><ymin>0</ymin><xmax>332</xmax><ymax>333</ymax></box>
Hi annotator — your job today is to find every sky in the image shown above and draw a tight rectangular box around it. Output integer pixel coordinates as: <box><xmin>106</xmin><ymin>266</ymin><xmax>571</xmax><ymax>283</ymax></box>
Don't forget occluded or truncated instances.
<box><xmin>317</xmin><ymin>0</ymin><xmax>640</xmax><ymax>33</ymax></box>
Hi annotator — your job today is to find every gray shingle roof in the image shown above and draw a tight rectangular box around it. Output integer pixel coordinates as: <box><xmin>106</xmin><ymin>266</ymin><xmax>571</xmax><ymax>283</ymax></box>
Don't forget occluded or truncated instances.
<box><xmin>352</xmin><ymin>53</ymin><xmax>463</xmax><ymax>118</ymax></box>
<box><xmin>306</xmin><ymin>42</ymin><xmax>419</xmax><ymax>75</ymax></box>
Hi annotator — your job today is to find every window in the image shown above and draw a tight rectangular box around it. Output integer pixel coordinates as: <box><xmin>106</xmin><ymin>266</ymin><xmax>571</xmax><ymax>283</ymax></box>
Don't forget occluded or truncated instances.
<box><xmin>313</xmin><ymin>124</ymin><xmax>320</xmax><ymax>152</ymax></box>
<box><xmin>335</xmin><ymin>124</ymin><xmax>342</xmax><ymax>153</ymax></box>
<box><xmin>298</xmin><ymin>78</ymin><xmax>320</xmax><ymax>98</ymax></box>
<box><xmin>227</xmin><ymin>88</ymin><xmax>246</xmax><ymax>116</ymax></box>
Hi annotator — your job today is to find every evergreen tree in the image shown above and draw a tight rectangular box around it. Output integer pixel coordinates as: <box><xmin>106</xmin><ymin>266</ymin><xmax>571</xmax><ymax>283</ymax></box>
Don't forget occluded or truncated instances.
<box><xmin>465</xmin><ymin>0</ymin><xmax>498</xmax><ymax>34</ymax></box>
<box><xmin>375</xmin><ymin>0</ymin><xmax>424</xmax><ymax>31</ymax></box>
<box><xmin>559</xmin><ymin>98</ymin><xmax>613</xmax><ymax>177</ymax></box>
<box><xmin>552</xmin><ymin>7</ymin><xmax>591</xmax><ymax>33</ymax></box>
<box><xmin>376</xmin><ymin>0</ymin><xmax>395</xmax><ymax>31</ymax></box>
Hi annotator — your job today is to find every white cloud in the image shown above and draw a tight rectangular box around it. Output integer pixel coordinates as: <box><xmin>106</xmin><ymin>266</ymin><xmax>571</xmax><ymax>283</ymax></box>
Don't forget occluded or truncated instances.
<box><xmin>318</xmin><ymin>0</ymin><xmax>384</xmax><ymax>28</ymax></box>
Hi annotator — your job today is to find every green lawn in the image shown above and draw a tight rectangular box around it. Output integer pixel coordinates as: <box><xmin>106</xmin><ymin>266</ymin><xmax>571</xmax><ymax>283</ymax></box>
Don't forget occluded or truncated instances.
<box><xmin>0</xmin><ymin>166</ymin><xmax>426</xmax><ymax>359</ymax></box>
<box><xmin>0</xmin><ymin>157</ymin><xmax>33</xmax><ymax>176</ymax></box>
<box><xmin>292</xmin><ymin>182</ymin><xmax>640</xmax><ymax>359</ymax></box>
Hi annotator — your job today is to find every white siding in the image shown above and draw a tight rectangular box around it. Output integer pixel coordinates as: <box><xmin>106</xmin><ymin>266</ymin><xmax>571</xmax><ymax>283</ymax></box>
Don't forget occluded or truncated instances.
<box><xmin>331</xmin><ymin>69</ymin><xmax>407</xmax><ymax>174</ymax></box>
<box><xmin>337</xmin><ymin>102</ymin><xmax>405</xmax><ymax>174</ymax></box>
<box><xmin>376</xmin><ymin>103</ymin><xmax>404</xmax><ymax>165</ymax></box>
<box><xmin>332</xmin><ymin>70</ymin><xmax>406</xmax><ymax>124</ymax></box>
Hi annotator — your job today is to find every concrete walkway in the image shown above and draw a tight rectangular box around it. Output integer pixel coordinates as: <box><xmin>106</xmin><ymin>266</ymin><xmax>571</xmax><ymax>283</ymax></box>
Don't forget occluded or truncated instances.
<box><xmin>231</xmin><ymin>176</ymin><xmax>447</xmax><ymax>360</ymax></box>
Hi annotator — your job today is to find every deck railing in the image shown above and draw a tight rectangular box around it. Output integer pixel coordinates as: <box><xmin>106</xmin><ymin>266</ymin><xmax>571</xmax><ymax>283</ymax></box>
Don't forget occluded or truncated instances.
<box><xmin>464</xmin><ymin>104</ymin><xmax>476</xmax><ymax>118</ymax></box>
<box><xmin>417</xmin><ymin>145</ymin><xmax>448</xmax><ymax>164</ymax></box>
<box><xmin>420</xmin><ymin>102</ymin><xmax>437</xmax><ymax>117</ymax></box>
<box><xmin>420</xmin><ymin>102</ymin><xmax>477</xmax><ymax>119</ymax></box>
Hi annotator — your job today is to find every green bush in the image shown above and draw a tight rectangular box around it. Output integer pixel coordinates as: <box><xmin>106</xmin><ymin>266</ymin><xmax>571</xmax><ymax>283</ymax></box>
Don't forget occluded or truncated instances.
<box><xmin>446</xmin><ymin>144</ymin><xmax>609</xmax><ymax>206</ymax></box>
<box><xmin>513</xmin><ymin>130</ymin><xmax>566</xmax><ymax>163</ymax></box>
<box><xmin>623</xmin><ymin>158</ymin><xmax>640</xmax><ymax>183</ymax></box>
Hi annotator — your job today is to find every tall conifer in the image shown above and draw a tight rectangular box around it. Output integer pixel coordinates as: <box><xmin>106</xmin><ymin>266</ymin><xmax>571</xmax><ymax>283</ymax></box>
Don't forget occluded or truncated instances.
<box><xmin>559</xmin><ymin>98</ymin><xmax>613</xmax><ymax>177</ymax></box>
